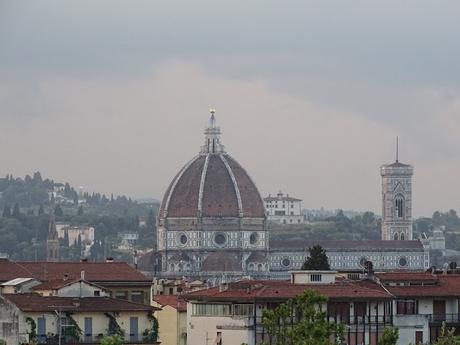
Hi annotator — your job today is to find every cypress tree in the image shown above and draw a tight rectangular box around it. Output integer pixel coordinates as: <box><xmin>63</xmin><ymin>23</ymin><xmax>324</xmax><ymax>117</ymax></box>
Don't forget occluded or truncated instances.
<box><xmin>12</xmin><ymin>203</ymin><xmax>21</xmax><ymax>218</ymax></box>
<box><xmin>2</xmin><ymin>205</ymin><xmax>11</xmax><ymax>218</ymax></box>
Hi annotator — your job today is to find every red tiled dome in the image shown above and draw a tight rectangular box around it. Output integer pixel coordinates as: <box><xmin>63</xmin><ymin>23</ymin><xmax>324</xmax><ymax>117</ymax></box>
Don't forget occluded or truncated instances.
<box><xmin>160</xmin><ymin>153</ymin><xmax>265</xmax><ymax>219</ymax></box>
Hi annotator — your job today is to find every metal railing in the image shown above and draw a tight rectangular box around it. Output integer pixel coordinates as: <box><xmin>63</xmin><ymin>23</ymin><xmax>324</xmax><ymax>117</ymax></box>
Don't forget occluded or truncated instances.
<box><xmin>429</xmin><ymin>313</ymin><xmax>460</xmax><ymax>323</ymax></box>
<box><xmin>37</xmin><ymin>334</ymin><xmax>158</xmax><ymax>345</ymax></box>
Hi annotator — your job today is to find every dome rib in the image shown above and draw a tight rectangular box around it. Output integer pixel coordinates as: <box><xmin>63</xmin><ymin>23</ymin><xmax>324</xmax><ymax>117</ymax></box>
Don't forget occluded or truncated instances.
<box><xmin>219</xmin><ymin>154</ymin><xmax>243</xmax><ymax>217</ymax></box>
<box><xmin>197</xmin><ymin>153</ymin><xmax>210</xmax><ymax>217</ymax></box>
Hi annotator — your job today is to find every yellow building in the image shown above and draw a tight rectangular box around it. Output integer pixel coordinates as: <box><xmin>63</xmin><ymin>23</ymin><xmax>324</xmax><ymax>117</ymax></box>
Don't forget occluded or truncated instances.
<box><xmin>153</xmin><ymin>295</ymin><xmax>187</xmax><ymax>345</ymax></box>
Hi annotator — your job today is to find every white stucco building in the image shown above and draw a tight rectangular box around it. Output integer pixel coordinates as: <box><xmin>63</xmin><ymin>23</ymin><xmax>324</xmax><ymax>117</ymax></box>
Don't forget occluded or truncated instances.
<box><xmin>264</xmin><ymin>191</ymin><xmax>305</xmax><ymax>225</ymax></box>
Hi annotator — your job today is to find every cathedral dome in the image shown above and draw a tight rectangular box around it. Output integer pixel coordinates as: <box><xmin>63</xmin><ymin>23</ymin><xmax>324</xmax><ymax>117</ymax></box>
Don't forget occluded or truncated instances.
<box><xmin>159</xmin><ymin>111</ymin><xmax>265</xmax><ymax>219</ymax></box>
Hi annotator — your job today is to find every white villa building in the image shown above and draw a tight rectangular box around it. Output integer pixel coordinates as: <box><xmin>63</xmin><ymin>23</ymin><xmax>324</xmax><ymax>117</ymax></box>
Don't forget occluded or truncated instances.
<box><xmin>264</xmin><ymin>191</ymin><xmax>305</xmax><ymax>225</ymax></box>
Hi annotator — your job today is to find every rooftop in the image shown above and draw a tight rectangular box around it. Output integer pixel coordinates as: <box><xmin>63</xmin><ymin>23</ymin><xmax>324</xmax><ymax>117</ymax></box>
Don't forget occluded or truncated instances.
<box><xmin>3</xmin><ymin>294</ymin><xmax>157</xmax><ymax>312</ymax></box>
<box><xmin>184</xmin><ymin>279</ymin><xmax>392</xmax><ymax>302</ymax></box>
<box><xmin>154</xmin><ymin>295</ymin><xmax>187</xmax><ymax>312</ymax></box>
<box><xmin>0</xmin><ymin>259</ymin><xmax>150</xmax><ymax>283</ymax></box>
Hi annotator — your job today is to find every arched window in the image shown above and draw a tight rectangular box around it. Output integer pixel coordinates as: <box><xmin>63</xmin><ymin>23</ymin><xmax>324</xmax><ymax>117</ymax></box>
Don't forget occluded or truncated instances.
<box><xmin>400</xmin><ymin>233</ymin><xmax>405</xmax><ymax>240</ymax></box>
<box><xmin>394</xmin><ymin>233</ymin><xmax>399</xmax><ymax>240</ymax></box>
<box><xmin>395</xmin><ymin>195</ymin><xmax>405</xmax><ymax>218</ymax></box>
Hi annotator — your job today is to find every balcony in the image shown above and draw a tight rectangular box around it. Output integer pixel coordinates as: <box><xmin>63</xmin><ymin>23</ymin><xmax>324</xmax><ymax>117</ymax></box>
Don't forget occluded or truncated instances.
<box><xmin>429</xmin><ymin>314</ymin><xmax>460</xmax><ymax>324</ymax></box>
<box><xmin>37</xmin><ymin>334</ymin><xmax>160</xmax><ymax>345</ymax></box>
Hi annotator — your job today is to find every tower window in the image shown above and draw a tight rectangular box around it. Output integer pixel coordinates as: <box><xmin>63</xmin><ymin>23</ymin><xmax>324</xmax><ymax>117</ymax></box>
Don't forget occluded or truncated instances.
<box><xmin>394</xmin><ymin>233</ymin><xmax>399</xmax><ymax>241</ymax></box>
<box><xmin>395</xmin><ymin>195</ymin><xmax>404</xmax><ymax>218</ymax></box>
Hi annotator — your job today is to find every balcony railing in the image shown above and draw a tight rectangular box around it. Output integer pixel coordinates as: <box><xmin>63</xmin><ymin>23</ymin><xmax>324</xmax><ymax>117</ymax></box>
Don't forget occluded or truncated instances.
<box><xmin>37</xmin><ymin>334</ymin><xmax>159</xmax><ymax>345</ymax></box>
<box><xmin>429</xmin><ymin>314</ymin><xmax>460</xmax><ymax>324</ymax></box>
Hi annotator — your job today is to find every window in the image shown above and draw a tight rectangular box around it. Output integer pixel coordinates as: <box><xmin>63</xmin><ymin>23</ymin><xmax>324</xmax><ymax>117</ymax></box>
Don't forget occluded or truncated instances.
<box><xmin>395</xmin><ymin>195</ymin><xmax>405</xmax><ymax>218</ymax></box>
<box><xmin>249</xmin><ymin>232</ymin><xmax>258</xmax><ymax>245</ymax></box>
<box><xmin>399</xmin><ymin>257</ymin><xmax>408</xmax><ymax>267</ymax></box>
<box><xmin>281</xmin><ymin>258</ymin><xmax>291</xmax><ymax>267</ymax></box>
<box><xmin>214</xmin><ymin>233</ymin><xmax>227</xmax><ymax>246</ymax></box>
<box><xmin>180</xmin><ymin>234</ymin><xmax>188</xmax><ymax>245</ymax></box>
<box><xmin>394</xmin><ymin>233</ymin><xmax>399</xmax><ymax>240</ymax></box>
<box><xmin>93</xmin><ymin>290</ymin><xmax>100</xmax><ymax>296</ymax></box>
<box><xmin>131</xmin><ymin>291</ymin><xmax>145</xmax><ymax>304</ymax></box>
<box><xmin>310</xmin><ymin>274</ymin><xmax>322</xmax><ymax>282</ymax></box>
<box><xmin>115</xmin><ymin>291</ymin><xmax>128</xmax><ymax>300</ymax></box>
<box><xmin>233</xmin><ymin>304</ymin><xmax>254</xmax><ymax>316</ymax></box>
<box><xmin>397</xmin><ymin>300</ymin><xmax>417</xmax><ymax>315</ymax></box>
<box><xmin>192</xmin><ymin>303</ymin><xmax>232</xmax><ymax>316</ymax></box>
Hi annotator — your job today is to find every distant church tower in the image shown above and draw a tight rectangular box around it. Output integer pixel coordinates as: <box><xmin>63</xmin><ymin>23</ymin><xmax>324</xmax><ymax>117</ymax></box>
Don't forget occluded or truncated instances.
<box><xmin>381</xmin><ymin>138</ymin><xmax>414</xmax><ymax>240</ymax></box>
<box><xmin>46</xmin><ymin>212</ymin><xmax>60</xmax><ymax>261</ymax></box>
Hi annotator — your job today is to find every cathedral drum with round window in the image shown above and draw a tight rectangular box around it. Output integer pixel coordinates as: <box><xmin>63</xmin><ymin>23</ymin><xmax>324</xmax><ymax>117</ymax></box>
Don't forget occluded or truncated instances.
<box><xmin>214</xmin><ymin>232</ymin><xmax>227</xmax><ymax>247</ymax></box>
<box><xmin>398</xmin><ymin>256</ymin><xmax>408</xmax><ymax>267</ymax></box>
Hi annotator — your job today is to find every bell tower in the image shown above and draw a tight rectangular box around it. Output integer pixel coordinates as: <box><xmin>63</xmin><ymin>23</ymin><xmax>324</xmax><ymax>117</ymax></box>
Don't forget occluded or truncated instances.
<box><xmin>381</xmin><ymin>138</ymin><xmax>414</xmax><ymax>240</ymax></box>
<box><xmin>46</xmin><ymin>211</ymin><xmax>60</xmax><ymax>261</ymax></box>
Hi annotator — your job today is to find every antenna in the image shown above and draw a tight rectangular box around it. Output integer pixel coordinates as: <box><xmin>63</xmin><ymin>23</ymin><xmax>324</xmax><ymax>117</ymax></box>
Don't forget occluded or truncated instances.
<box><xmin>396</xmin><ymin>136</ymin><xmax>399</xmax><ymax>163</ymax></box>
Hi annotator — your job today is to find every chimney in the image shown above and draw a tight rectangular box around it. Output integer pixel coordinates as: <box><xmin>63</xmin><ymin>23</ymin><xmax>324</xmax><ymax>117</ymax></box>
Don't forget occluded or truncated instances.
<box><xmin>80</xmin><ymin>270</ymin><xmax>85</xmax><ymax>281</ymax></box>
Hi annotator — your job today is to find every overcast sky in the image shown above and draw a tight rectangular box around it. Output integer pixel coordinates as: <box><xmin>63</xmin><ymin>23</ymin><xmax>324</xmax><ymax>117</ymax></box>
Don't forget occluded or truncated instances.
<box><xmin>1</xmin><ymin>1</ymin><xmax>459</xmax><ymax>216</ymax></box>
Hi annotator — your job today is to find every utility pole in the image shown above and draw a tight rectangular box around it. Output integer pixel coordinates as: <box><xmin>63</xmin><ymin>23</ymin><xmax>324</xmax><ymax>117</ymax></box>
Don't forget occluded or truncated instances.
<box><xmin>49</xmin><ymin>305</ymin><xmax>77</xmax><ymax>345</ymax></box>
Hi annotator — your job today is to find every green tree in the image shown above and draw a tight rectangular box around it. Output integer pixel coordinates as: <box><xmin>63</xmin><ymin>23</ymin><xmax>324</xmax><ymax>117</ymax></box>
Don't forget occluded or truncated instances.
<box><xmin>2</xmin><ymin>205</ymin><xmax>11</xmax><ymax>218</ymax></box>
<box><xmin>54</xmin><ymin>205</ymin><xmax>63</xmax><ymax>217</ymax></box>
<box><xmin>12</xmin><ymin>202</ymin><xmax>21</xmax><ymax>218</ymax></box>
<box><xmin>38</xmin><ymin>204</ymin><xmax>45</xmax><ymax>215</ymax></box>
<box><xmin>433</xmin><ymin>322</ymin><xmax>460</xmax><ymax>345</ymax></box>
<box><xmin>77</xmin><ymin>205</ymin><xmax>84</xmax><ymax>216</ymax></box>
<box><xmin>262</xmin><ymin>290</ymin><xmax>342</xmax><ymax>345</ymax></box>
<box><xmin>378</xmin><ymin>327</ymin><xmax>399</xmax><ymax>345</ymax></box>
<box><xmin>100</xmin><ymin>335</ymin><xmax>123</xmax><ymax>345</ymax></box>
<box><xmin>302</xmin><ymin>245</ymin><xmax>330</xmax><ymax>270</ymax></box>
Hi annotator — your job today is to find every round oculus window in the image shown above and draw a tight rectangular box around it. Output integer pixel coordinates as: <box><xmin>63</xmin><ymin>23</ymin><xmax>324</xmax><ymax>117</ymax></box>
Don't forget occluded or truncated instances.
<box><xmin>214</xmin><ymin>233</ymin><xmax>227</xmax><ymax>246</ymax></box>
<box><xmin>281</xmin><ymin>258</ymin><xmax>291</xmax><ymax>267</ymax></box>
<box><xmin>359</xmin><ymin>256</ymin><xmax>367</xmax><ymax>267</ymax></box>
<box><xmin>249</xmin><ymin>232</ymin><xmax>259</xmax><ymax>245</ymax></box>
<box><xmin>399</xmin><ymin>257</ymin><xmax>408</xmax><ymax>267</ymax></box>
<box><xmin>179</xmin><ymin>234</ymin><xmax>188</xmax><ymax>245</ymax></box>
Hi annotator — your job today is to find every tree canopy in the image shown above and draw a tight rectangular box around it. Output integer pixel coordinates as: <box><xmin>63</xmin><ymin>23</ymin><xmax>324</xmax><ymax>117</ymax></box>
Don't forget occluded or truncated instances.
<box><xmin>302</xmin><ymin>245</ymin><xmax>330</xmax><ymax>270</ymax></box>
<box><xmin>262</xmin><ymin>289</ymin><xmax>342</xmax><ymax>345</ymax></box>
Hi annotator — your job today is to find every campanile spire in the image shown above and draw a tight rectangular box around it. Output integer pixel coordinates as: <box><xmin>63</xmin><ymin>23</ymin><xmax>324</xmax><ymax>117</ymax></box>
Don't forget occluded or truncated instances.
<box><xmin>200</xmin><ymin>108</ymin><xmax>225</xmax><ymax>154</ymax></box>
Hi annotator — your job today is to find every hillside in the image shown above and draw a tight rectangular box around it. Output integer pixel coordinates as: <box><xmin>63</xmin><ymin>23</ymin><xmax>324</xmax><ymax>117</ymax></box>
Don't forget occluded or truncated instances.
<box><xmin>0</xmin><ymin>172</ymin><xmax>158</xmax><ymax>261</ymax></box>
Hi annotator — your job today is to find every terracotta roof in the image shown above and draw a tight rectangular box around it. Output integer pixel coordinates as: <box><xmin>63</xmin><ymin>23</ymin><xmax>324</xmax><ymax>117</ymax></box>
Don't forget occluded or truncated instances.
<box><xmin>384</xmin><ymin>276</ymin><xmax>460</xmax><ymax>298</ymax></box>
<box><xmin>32</xmin><ymin>279</ymin><xmax>108</xmax><ymax>291</ymax></box>
<box><xmin>3</xmin><ymin>294</ymin><xmax>157</xmax><ymax>312</ymax></box>
<box><xmin>201</xmin><ymin>252</ymin><xmax>242</xmax><ymax>272</ymax></box>
<box><xmin>160</xmin><ymin>153</ymin><xmax>265</xmax><ymax>219</ymax></box>
<box><xmin>154</xmin><ymin>295</ymin><xmax>187</xmax><ymax>312</ymax></box>
<box><xmin>0</xmin><ymin>260</ymin><xmax>150</xmax><ymax>283</ymax></box>
<box><xmin>270</xmin><ymin>239</ymin><xmax>424</xmax><ymax>251</ymax></box>
<box><xmin>377</xmin><ymin>272</ymin><xmax>438</xmax><ymax>282</ymax></box>
<box><xmin>185</xmin><ymin>279</ymin><xmax>392</xmax><ymax>302</ymax></box>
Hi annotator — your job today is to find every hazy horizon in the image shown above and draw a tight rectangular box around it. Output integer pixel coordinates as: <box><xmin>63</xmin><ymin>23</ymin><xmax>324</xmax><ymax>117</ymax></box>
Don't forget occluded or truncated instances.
<box><xmin>1</xmin><ymin>1</ymin><xmax>459</xmax><ymax>217</ymax></box>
